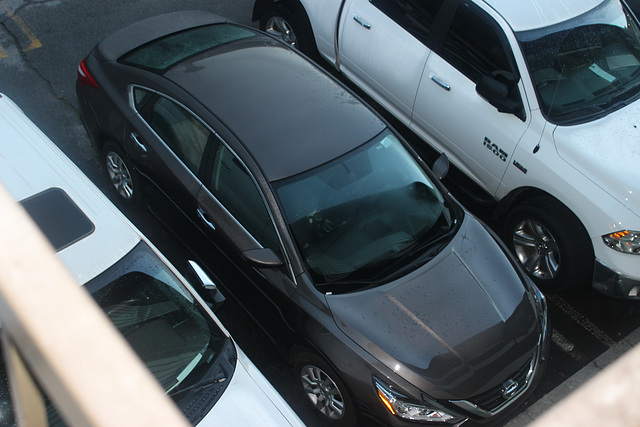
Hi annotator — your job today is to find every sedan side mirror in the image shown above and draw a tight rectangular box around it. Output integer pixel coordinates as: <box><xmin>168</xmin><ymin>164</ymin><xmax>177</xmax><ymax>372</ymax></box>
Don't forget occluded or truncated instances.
<box><xmin>242</xmin><ymin>248</ymin><xmax>283</xmax><ymax>268</ymax></box>
<box><xmin>476</xmin><ymin>75</ymin><xmax>525</xmax><ymax>121</ymax></box>
<box><xmin>188</xmin><ymin>260</ymin><xmax>226</xmax><ymax>311</ymax></box>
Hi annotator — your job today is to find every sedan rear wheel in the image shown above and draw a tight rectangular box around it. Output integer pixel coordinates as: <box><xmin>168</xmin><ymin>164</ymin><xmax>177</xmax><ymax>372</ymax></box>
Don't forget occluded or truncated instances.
<box><xmin>102</xmin><ymin>141</ymin><xmax>140</xmax><ymax>207</ymax></box>
<box><xmin>293</xmin><ymin>350</ymin><xmax>357</xmax><ymax>426</ymax></box>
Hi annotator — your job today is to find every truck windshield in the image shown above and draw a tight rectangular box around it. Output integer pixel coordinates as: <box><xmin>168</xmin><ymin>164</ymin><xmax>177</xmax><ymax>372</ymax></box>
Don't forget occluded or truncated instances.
<box><xmin>275</xmin><ymin>130</ymin><xmax>456</xmax><ymax>290</ymax></box>
<box><xmin>518</xmin><ymin>0</ymin><xmax>640</xmax><ymax>124</ymax></box>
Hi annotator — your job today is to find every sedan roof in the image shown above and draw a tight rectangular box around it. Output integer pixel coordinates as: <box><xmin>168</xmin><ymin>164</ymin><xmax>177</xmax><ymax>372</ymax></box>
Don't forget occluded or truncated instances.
<box><xmin>98</xmin><ymin>11</ymin><xmax>387</xmax><ymax>182</ymax></box>
<box><xmin>165</xmin><ymin>36</ymin><xmax>386</xmax><ymax>181</ymax></box>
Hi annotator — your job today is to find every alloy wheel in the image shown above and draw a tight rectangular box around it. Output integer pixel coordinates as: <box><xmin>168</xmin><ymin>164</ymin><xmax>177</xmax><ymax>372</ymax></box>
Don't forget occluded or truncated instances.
<box><xmin>265</xmin><ymin>16</ymin><xmax>298</xmax><ymax>48</ymax></box>
<box><xmin>300</xmin><ymin>364</ymin><xmax>345</xmax><ymax>420</ymax></box>
<box><xmin>512</xmin><ymin>219</ymin><xmax>560</xmax><ymax>280</ymax></box>
<box><xmin>105</xmin><ymin>151</ymin><xmax>134</xmax><ymax>200</ymax></box>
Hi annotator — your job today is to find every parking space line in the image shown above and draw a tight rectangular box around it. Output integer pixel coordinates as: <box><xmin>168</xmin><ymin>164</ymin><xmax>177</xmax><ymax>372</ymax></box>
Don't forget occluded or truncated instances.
<box><xmin>0</xmin><ymin>1</ymin><xmax>42</xmax><ymax>58</ymax></box>
<box><xmin>551</xmin><ymin>329</ymin><xmax>588</xmax><ymax>363</ymax></box>
<box><xmin>548</xmin><ymin>294</ymin><xmax>617</xmax><ymax>347</ymax></box>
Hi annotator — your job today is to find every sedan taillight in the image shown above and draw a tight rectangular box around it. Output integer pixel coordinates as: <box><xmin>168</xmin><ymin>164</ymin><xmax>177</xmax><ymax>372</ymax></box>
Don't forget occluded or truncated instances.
<box><xmin>77</xmin><ymin>58</ymin><xmax>99</xmax><ymax>89</ymax></box>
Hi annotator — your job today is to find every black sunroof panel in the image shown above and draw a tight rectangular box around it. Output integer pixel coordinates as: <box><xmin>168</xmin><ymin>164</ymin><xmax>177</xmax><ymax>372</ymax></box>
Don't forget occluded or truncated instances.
<box><xmin>19</xmin><ymin>188</ymin><xmax>95</xmax><ymax>252</ymax></box>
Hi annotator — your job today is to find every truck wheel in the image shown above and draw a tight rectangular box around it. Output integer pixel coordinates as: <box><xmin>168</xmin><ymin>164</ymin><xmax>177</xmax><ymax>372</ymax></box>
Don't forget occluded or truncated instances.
<box><xmin>502</xmin><ymin>197</ymin><xmax>593</xmax><ymax>291</ymax></box>
<box><xmin>260</xmin><ymin>5</ymin><xmax>319</xmax><ymax>60</ymax></box>
<box><xmin>102</xmin><ymin>141</ymin><xmax>141</xmax><ymax>207</ymax></box>
<box><xmin>293</xmin><ymin>350</ymin><xmax>357</xmax><ymax>426</ymax></box>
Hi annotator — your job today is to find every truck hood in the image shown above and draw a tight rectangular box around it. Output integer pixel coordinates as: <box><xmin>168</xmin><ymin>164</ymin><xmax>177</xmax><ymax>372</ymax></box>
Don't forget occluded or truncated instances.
<box><xmin>554</xmin><ymin>101</ymin><xmax>640</xmax><ymax>217</ymax></box>
<box><xmin>326</xmin><ymin>216</ymin><xmax>541</xmax><ymax>400</ymax></box>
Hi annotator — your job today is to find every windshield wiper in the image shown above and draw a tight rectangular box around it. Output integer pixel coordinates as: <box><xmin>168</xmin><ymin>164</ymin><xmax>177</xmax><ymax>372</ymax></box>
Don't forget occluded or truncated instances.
<box><xmin>168</xmin><ymin>371</ymin><xmax>227</xmax><ymax>398</ymax></box>
<box><xmin>376</xmin><ymin>230</ymin><xmax>454</xmax><ymax>282</ymax></box>
<box><xmin>316</xmin><ymin>279</ymin><xmax>383</xmax><ymax>294</ymax></box>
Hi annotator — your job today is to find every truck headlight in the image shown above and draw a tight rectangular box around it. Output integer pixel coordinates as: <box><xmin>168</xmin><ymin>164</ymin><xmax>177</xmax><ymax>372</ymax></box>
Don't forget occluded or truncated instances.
<box><xmin>603</xmin><ymin>230</ymin><xmax>640</xmax><ymax>254</ymax></box>
<box><xmin>374</xmin><ymin>378</ymin><xmax>465</xmax><ymax>424</ymax></box>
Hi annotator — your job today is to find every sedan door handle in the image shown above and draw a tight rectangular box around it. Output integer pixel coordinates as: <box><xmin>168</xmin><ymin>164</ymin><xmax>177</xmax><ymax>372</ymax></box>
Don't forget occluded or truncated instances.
<box><xmin>430</xmin><ymin>73</ymin><xmax>451</xmax><ymax>91</ymax></box>
<box><xmin>353</xmin><ymin>15</ymin><xmax>371</xmax><ymax>29</ymax></box>
<box><xmin>131</xmin><ymin>133</ymin><xmax>148</xmax><ymax>152</ymax></box>
<box><xmin>197</xmin><ymin>207</ymin><xmax>216</xmax><ymax>231</ymax></box>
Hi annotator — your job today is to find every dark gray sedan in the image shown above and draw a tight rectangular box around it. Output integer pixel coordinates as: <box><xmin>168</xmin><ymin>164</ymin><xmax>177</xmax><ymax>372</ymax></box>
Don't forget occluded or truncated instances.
<box><xmin>76</xmin><ymin>11</ymin><xmax>550</xmax><ymax>426</ymax></box>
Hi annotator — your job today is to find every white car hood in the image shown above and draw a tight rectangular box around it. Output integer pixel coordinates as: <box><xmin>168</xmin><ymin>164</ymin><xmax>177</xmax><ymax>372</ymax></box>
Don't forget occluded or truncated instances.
<box><xmin>554</xmin><ymin>101</ymin><xmax>640</xmax><ymax>217</ymax></box>
<box><xmin>197</xmin><ymin>348</ymin><xmax>303</xmax><ymax>426</ymax></box>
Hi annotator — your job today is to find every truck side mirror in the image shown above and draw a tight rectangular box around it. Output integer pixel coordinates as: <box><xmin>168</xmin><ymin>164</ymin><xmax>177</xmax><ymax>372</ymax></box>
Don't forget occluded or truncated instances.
<box><xmin>476</xmin><ymin>75</ymin><xmax>526</xmax><ymax>121</ymax></box>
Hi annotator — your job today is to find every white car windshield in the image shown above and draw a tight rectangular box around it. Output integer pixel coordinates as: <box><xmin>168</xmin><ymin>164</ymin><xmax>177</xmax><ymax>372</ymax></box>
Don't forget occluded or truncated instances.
<box><xmin>85</xmin><ymin>242</ymin><xmax>235</xmax><ymax>424</ymax></box>
<box><xmin>518</xmin><ymin>0</ymin><xmax>640</xmax><ymax>124</ymax></box>
<box><xmin>275</xmin><ymin>130</ymin><xmax>456</xmax><ymax>290</ymax></box>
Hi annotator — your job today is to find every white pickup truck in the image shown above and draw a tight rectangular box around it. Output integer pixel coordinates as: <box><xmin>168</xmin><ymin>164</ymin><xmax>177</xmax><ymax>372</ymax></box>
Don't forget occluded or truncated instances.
<box><xmin>253</xmin><ymin>0</ymin><xmax>640</xmax><ymax>298</ymax></box>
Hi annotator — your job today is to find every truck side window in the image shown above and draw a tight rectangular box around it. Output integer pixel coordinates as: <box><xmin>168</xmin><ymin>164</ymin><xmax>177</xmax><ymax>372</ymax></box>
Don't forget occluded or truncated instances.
<box><xmin>370</xmin><ymin>0</ymin><xmax>445</xmax><ymax>45</ymax></box>
<box><xmin>441</xmin><ymin>2</ymin><xmax>515</xmax><ymax>83</ymax></box>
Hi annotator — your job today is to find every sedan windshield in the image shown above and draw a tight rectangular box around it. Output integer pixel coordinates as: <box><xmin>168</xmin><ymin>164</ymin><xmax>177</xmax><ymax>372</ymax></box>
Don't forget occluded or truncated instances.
<box><xmin>275</xmin><ymin>130</ymin><xmax>455</xmax><ymax>289</ymax></box>
<box><xmin>518</xmin><ymin>0</ymin><xmax>640</xmax><ymax>124</ymax></box>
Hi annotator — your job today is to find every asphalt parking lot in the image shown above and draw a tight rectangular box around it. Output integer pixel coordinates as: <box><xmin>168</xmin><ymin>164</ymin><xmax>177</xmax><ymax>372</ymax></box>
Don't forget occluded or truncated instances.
<box><xmin>2</xmin><ymin>1</ymin><xmax>640</xmax><ymax>425</ymax></box>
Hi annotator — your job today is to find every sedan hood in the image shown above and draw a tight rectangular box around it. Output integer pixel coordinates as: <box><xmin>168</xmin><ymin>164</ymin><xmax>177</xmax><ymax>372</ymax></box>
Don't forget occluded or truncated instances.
<box><xmin>326</xmin><ymin>215</ymin><xmax>540</xmax><ymax>400</ymax></box>
<box><xmin>554</xmin><ymin>100</ymin><xmax>640</xmax><ymax>217</ymax></box>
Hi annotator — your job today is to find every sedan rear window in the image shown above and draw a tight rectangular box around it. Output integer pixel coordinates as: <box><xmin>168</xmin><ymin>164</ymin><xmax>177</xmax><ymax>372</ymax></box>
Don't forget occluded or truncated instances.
<box><xmin>119</xmin><ymin>24</ymin><xmax>256</xmax><ymax>71</ymax></box>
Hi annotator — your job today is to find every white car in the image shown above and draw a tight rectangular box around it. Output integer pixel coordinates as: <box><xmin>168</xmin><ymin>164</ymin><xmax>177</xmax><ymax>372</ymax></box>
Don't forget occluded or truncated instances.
<box><xmin>0</xmin><ymin>93</ymin><xmax>304</xmax><ymax>426</ymax></box>
<box><xmin>254</xmin><ymin>0</ymin><xmax>640</xmax><ymax>298</ymax></box>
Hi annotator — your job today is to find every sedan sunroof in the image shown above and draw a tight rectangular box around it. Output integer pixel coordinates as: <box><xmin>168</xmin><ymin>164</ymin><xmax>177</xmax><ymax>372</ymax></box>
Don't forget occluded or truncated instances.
<box><xmin>19</xmin><ymin>188</ymin><xmax>95</xmax><ymax>252</ymax></box>
<box><xmin>118</xmin><ymin>24</ymin><xmax>256</xmax><ymax>72</ymax></box>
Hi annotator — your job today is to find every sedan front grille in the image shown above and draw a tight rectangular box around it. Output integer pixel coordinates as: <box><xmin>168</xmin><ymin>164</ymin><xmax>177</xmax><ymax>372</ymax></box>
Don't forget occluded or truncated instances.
<box><xmin>469</xmin><ymin>357</ymin><xmax>532</xmax><ymax>412</ymax></box>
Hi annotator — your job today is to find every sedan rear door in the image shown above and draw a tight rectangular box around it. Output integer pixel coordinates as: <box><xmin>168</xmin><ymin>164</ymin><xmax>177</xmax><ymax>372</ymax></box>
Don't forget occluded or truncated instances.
<box><xmin>125</xmin><ymin>87</ymin><xmax>210</xmax><ymax>241</ymax></box>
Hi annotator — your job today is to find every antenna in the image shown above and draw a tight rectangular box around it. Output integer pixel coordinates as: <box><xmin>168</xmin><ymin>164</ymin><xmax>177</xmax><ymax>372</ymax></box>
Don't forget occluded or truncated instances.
<box><xmin>534</xmin><ymin>64</ymin><xmax>565</xmax><ymax>154</ymax></box>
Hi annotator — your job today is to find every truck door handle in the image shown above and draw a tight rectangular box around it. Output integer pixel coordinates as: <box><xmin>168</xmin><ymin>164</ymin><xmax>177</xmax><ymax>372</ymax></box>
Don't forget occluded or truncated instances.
<box><xmin>353</xmin><ymin>15</ymin><xmax>371</xmax><ymax>29</ymax></box>
<box><xmin>430</xmin><ymin>74</ymin><xmax>451</xmax><ymax>91</ymax></box>
<box><xmin>131</xmin><ymin>133</ymin><xmax>148</xmax><ymax>152</ymax></box>
<box><xmin>197</xmin><ymin>207</ymin><xmax>216</xmax><ymax>231</ymax></box>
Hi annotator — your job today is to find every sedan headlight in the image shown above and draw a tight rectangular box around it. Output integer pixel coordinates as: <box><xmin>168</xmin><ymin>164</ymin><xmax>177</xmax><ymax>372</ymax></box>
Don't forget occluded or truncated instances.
<box><xmin>374</xmin><ymin>378</ymin><xmax>465</xmax><ymax>424</ymax></box>
<box><xmin>603</xmin><ymin>230</ymin><xmax>640</xmax><ymax>254</ymax></box>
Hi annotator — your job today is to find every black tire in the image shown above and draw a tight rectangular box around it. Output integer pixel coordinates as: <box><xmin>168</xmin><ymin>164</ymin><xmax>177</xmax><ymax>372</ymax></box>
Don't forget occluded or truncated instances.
<box><xmin>292</xmin><ymin>350</ymin><xmax>358</xmax><ymax>426</ymax></box>
<box><xmin>502</xmin><ymin>196</ymin><xmax>593</xmax><ymax>292</ymax></box>
<box><xmin>260</xmin><ymin>5</ymin><xmax>320</xmax><ymax>61</ymax></box>
<box><xmin>101</xmin><ymin>141</ymin><xmax>141</xmax><ymax>207</ymax></box>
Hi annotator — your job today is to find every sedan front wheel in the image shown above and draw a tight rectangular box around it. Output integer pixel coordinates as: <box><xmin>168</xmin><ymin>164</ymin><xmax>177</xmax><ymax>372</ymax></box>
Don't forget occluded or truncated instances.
<box><xmin>293</xmin><ymin>350</ymin><xmax>357</xmax><ymax>426</ymax></box>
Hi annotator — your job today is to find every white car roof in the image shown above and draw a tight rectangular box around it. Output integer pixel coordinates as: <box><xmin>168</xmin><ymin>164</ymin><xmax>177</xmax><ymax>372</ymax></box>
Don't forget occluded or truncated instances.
<box><xmin>0</xmin><ymin>94</ymin><xmax>140</xmax><ymax>284</ymax></box>
<box><xmin>483</xmin><ymin>0</ymin><xmax>606</xmax><ymax>32</ymax></box>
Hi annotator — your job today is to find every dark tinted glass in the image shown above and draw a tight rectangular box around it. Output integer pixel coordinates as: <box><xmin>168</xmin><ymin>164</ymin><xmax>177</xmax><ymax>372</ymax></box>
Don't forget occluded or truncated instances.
<box><xmin>119</xmin><ymin>24</ymin><xmax>256</xmax><ymax>71</ymax></box>
<box><xmin>19</xmin><ymin>188</ymin><xmax>94</xmax><ymax>252</ymax></box>
<box><xmin>441</xmin><ymin>3</ymin><xmax>513</xmax><ymax>82</ymax></box>
<box><xmin>149</xmin><ymin>97</ymin><xmax>210</xmax><ymax>174</ymax></box>
<box><xmin>371</xmin><ymin>0</ymin><xmax>444</xmax><ymax>45</ymax></box>
<box><xmin>207</xmin><ymin>144</ymin><xmax>280</xmax><ymax>252</ymax></box>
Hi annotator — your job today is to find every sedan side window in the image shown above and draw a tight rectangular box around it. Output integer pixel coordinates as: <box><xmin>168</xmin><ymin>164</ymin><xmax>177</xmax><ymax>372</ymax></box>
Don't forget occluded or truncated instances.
<box><xmin>207</xmin><ymin>144</ymin><xmax>280</xmax><ymax>254</ymax></box>
<box><xmin>148</xmin><ymin>97</ymin><xmax>210</xmax><ymax>175</ymax></box>
<box><xmin>370</xmin><ymin>0</ymin><xmax>444</xmax><ymax>46</ymax></box>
